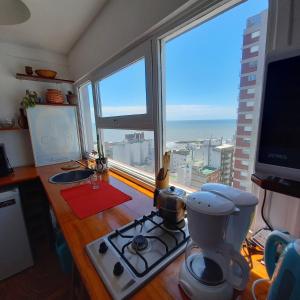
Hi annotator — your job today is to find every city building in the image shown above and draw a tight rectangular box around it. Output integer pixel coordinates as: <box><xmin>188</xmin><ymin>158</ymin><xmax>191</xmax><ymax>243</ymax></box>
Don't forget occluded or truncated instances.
<box><xmin>214</xmin><ymin>144</ymin><xmax>234</xmax><ymax>185</ymax></box>
<box><xmin>168</xmin><ymin>138</ymin><xmax>235</xmax><ymax>188</ymax></box>
<box><xmin>105</xmin><ymin>133</ymin><xmax>154</xmax><ymax>172</ymax></box>
<box><xmin>233</xmin><ymin>10</ymin><xmax>268</xmax><ymax>191</ymax></box>
<box><xmin>191</xmin><ymin>166</ymin><xmax>220</xmax><ymax>189</ymax></box>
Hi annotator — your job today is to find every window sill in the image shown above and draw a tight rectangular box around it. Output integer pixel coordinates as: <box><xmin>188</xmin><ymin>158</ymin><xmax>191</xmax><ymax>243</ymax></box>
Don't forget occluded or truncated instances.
<box><xmin>109</xmin><ymin>160</ymin><xmax>196</xmax><ymax>195</ymax></box>
<box><xmin>109</xmin><ymin>163</ymin><xmax>156</xmax><ymax>194</ymax></box>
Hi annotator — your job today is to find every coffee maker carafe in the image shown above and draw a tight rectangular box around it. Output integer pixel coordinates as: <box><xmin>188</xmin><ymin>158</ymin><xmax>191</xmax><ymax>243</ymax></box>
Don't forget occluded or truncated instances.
<box><xmin>179</xmin><ymin>191</ymin><xmax>249</xmax><ymax>300</ymax></box>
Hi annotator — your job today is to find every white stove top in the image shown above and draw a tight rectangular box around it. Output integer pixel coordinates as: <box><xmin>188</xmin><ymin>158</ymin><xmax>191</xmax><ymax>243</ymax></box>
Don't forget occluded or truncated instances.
<box><xmin>86</xmin><ymin>211</ymin><xmax>190</xmax><ymax>300</ymax></box>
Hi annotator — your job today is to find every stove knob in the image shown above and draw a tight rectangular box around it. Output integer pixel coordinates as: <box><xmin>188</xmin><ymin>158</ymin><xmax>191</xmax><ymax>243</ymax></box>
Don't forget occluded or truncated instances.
<box><xmin>113</xmin><ymin>262</ymin><xmax>124</xmax><ymax>276</ymax></box>
<box><xmin>98</xmin><ymin>241</ymin><xmax>108</xmax><ymax>254</ymax></box>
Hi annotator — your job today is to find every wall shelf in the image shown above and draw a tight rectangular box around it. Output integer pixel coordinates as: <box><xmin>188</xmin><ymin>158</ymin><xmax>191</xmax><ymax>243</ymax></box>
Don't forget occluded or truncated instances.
<box><xmin>0</xmin><ymin>127</ymin><xmax>27</xmax><ymax>131</ymax></box>
<box><xmin>35</xmin><ymin>103</ymin><xmax>77</xmax><ymax>107</ymax></box>
<box><xmin>16</xmin><ymin>73</ymin><xmax>74</xmax><ymax>84</ymax></box>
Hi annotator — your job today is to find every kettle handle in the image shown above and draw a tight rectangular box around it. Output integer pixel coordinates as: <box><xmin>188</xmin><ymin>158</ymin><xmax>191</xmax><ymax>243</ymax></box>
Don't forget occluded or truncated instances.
<box><xmin>222</xmin><ymin>244</ymin><xmax>249</xmax><ymax>291</ymax></box>
<box><xmin>264</xmin><ymin>230</ymin><xmax>292</xmax><ymax>279</ymax></box>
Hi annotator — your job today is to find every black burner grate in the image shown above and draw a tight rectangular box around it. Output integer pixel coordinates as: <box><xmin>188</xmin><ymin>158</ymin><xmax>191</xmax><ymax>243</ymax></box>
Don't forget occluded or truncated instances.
<box><xmin>107</xmin><ymin>211</ymin><xmax>190</xmax><ymax>277</ymax></box>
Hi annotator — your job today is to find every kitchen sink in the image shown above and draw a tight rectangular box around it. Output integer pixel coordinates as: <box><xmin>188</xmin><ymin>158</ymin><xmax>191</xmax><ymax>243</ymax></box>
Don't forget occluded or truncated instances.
<box><xmin>49</xmin><ymin>169</ymin><xmax>94</xmax><ymax>184</ymax></box>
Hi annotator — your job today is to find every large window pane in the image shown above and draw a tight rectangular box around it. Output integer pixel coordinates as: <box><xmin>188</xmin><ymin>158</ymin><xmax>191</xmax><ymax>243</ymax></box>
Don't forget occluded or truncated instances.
<box><xmin>98</xmin><ymin>59</ymin><xmax>147</xmax><ymax>117</ymax></box>
<box><xmin>164</xmin><ymin>0</ymin><xmax>268</xmax><ymax>191</ymax></box>
<box><xmin>78</xmin><ymin>83</ymin><xmax>97</xmax><ymax>153</ymax></box>
<box><xmin>103</xmin><ymin>129</ymin><xmax>154</xmax><ymax>175</ymax></box>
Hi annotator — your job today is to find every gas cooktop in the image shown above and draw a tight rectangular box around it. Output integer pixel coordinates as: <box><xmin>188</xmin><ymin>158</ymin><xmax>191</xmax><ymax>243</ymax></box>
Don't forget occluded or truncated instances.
<box><xmin>86</xmin><ymin>211</ymin><xmax>190</xmax><ymax>300</ymax></box>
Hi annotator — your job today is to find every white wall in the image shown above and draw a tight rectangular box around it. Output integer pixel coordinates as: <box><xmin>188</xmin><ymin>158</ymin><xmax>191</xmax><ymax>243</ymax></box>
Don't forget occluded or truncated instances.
<box><xmin>68</xmin><ymin>0</ymin><xmax>189</xmax><ymax>81</ymax></box>
<box><xmin>251</xmin><ymin>0</ymin><xmax>300</xmax><ymax>237</ymax></box>
<box><xmin>0</xmin><ymin>42</ymin><xmax>72</xmax><ymax>167</ymax></box>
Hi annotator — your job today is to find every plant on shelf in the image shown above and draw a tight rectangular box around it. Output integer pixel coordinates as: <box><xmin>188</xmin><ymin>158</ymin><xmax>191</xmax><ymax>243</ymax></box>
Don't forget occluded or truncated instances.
<box><xmin>22</xmin><ymin>90</ymin><xmax>38</xmax><ymax>109</ymax></box>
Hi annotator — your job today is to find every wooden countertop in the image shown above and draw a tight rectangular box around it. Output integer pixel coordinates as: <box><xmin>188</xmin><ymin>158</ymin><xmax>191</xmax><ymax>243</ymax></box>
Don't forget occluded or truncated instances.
<box><xmin>0</xmin><ymin>166</ymin><xmax>38</xmax><ymax>188</ymax></box>
<box><xmin>0</xmin><ymin>164</ymin><xmax>269</xmax><ymax>300</ymax></box>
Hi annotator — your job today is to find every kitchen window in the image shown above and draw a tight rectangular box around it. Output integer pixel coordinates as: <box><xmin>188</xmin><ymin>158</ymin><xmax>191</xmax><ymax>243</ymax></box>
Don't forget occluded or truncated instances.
<box><xmin>102</xmin><ymin>129</ymin><xmax>155</xmax><ymax>176</ymax></box>
<box><xmin>78</xmin><ymin>0</ymin><xmax>268</xmax><ymax>193</ymax></box>
<box><xmin>87</xmin><ymin>40</ymin><xmax>156</xmax><ymax>180</ymax></box>
<box><xmin>157</xmin><ymin>0</ymin><xmax>268</xmax><ymax>191</ymax></box>
<box><xmin>78</xmin><ymin>82</ymin><xmax>97</xmax><ymax>154</ymax></box>
<box><xmin>97</xmin><ymin>59</ymin><xmax>147</xmax><ymax>118</ymax></box>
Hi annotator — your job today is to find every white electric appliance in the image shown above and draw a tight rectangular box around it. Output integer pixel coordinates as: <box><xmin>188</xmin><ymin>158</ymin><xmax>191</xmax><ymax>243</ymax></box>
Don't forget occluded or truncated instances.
<box><xmin>201</xmin><ymin>183</ymin><xmax>258</xmax><ymax>250</ymax></box>
<box><xmin>179</xmin><ymin>191</ymin><xmax>249</xmax><ymax>300</ymax></box>
<box><xmin>0</xmin><ymin>187</ymin><xmax>33</xmax><ymax>280</ymax></box>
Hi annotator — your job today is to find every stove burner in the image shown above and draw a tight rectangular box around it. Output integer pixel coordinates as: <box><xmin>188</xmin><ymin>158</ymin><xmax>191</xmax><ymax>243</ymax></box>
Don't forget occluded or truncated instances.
<box><xmin>132</xmin><ymin>235</ymin><xmax>149</xmax><ymax>251</ymax></box>
<box><xmin>107</xmin><ymin>211</ymin><xmax>190</xmax><ymax>278</ymax></box>
<box><xmin>163</xmin><ymin>219</ymin><xmax>186</xmax><ymax>231</ymax></box>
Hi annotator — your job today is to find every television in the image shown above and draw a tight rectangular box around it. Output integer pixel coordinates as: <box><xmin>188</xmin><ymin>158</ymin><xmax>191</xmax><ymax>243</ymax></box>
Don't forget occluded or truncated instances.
<box><xmin>255</xmin><ymin>50</ymin><xmax>300</xmax><ymax>182</ymax></box>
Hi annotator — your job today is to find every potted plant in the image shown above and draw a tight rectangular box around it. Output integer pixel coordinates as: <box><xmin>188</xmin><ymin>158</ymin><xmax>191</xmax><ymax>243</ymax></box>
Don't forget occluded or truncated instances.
<box><xmin>18</xmin><ymin>90</ymin><xmax>38</xmax><ymax>129</ymax></box>
<box><xmin>21</xmin><ymin>90</ymin><xmax>38</xmax><ymax>109</ymax></box>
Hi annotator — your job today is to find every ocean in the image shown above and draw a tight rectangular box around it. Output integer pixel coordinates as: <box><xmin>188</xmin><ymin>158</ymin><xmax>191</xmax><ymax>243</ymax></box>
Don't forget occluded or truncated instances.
<box><xmin>165</xmin><ymin>119</ymin><xmax>237</xmax><ymax>142</ymax></box>
<box><xmin>98</xmin><ymin>119</ymin><xmax>237</xmax><ymax>143</ymax></box>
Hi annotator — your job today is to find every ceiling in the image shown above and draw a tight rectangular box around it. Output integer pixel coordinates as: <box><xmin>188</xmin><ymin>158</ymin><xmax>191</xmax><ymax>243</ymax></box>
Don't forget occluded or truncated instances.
<box><xmin>0</xmin><ymin>0</ymin><xmax>107</xmax><ymax>54</ymax></box>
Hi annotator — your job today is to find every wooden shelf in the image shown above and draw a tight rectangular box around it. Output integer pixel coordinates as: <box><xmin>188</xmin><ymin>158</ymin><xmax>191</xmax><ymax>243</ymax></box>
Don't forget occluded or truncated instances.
<box><xmin>0</xmin><ymin>127</ymin><xmax>27</xmax><ymax>131</ymax></box>
<box><xmin>16</xmin><ymin>73</ymin><xmax>74</xmax><ymax>84</ymax></box>
<box><xmin>35</xmin><ymin>103</ymin><xmax>77</xmax><ymax>107</ymax></box>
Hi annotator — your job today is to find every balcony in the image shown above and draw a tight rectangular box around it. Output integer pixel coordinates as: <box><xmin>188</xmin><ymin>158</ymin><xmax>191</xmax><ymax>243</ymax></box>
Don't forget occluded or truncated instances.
<box><xmin>240</xmin><ymin>76</ymin><xmax>256</xmax><ymax>87</ymax></box>
<box><xmin>239</xmin><ymin>89</ymin><xmax>255</xmax><ymax>99</ymax></box>
<box><xmin>234</xmin><ymin>159</ymin><xmax>249</xmax><ymax>170</ymax></box>
<box><xmin>242</xmin><ymin>47</ymin><xmax>259</xmax><ymax>60</ymax></box>
<box><xmin>234</xmin><ymin>170</ymin><xmax>248</xmax><ymax>180</ymax></box>
<box><xmin>241</xmin><ymin>62</ymin><xmax>258</xmax><ymax>74</ymax></box>
<box><xmin>237</xmin><ymin>114</ymin><xmax>253</xmax><ymax>124</ymax></box>
<box><xmin>243</xmin><ymin>33</ymin><xmax>260</xmax><ymax>46</ymax></box>
<box><xmin>234</xmin><ymin>148</ymin><xmax>250</xmax><ymax>159</ymax></box>
<box><xmin>236</xmin><ymin>126</ymin><xmax>252</xmax><ymax>136</ymax></box>
<box><xmin>238</xmin><ymin>102</ymin><xmax>254</xmax><ymax>112</ymax></box>
<box><xmin>236</xmin><ymin>137</ymin><xmax>251</xmax><ymax>147</ymax></box>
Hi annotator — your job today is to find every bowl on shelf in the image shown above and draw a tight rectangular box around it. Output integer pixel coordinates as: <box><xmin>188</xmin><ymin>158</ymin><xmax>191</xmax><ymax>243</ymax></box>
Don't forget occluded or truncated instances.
<box><xmin>35</xmin><ymin>69</ymin><xmax>57</xmax><ymax>79</ymax></box>
<box><xmin>0</xmin><ymin>119</ymin><xmax>15</xmax><ymax>128</ymax></box>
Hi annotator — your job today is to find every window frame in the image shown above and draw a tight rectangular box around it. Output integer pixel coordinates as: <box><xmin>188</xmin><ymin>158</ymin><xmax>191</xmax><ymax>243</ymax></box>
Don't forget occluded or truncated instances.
<box><xmin>77</xmin><ymin>80</ymin><xmax>96</xmax><ymax>154</ymax></box>
<box><xmin>76</xmin><ymin>0</ymin><xmax>264</xmax><ymax>188</ymax></box>
<box><xmin>91</xmin><ymin>40</ymin><xmax>154</xmax><ymax>131</ymax></box>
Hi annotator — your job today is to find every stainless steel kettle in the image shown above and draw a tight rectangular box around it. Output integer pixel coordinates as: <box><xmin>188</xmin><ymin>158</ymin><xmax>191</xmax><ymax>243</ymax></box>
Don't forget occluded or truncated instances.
<box><xmin>156</xmin><ymin>186</ymin><xmax>186</xmax><ymax>228</ymax></box>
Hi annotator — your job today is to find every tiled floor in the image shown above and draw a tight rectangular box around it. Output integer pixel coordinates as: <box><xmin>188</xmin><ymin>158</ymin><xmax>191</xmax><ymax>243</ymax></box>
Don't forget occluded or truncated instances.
<box><xmin>0</xmin><ymin>240</ymin><xmax>71</xmax><ymax>300</ymax></box>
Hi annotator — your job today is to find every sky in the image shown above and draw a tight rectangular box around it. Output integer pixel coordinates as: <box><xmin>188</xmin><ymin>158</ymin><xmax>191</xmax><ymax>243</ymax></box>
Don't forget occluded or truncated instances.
<box><xmin>97</xmin><ymin>0</ymin><xmax>268</xmax><ymax>120</ymax></box>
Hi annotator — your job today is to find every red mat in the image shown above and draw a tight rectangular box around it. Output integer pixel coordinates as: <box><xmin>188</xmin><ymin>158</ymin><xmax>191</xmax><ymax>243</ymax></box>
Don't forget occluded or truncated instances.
<box><xmin>60</xmin><ymin>181</ymin><xmax>132</xmax><ymax>219</ymax></box>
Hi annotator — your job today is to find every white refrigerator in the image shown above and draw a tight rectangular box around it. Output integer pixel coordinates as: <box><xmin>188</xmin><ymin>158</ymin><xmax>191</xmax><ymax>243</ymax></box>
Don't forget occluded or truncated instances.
<box><xmin>0</xmin><ymin>188</ymin><xmax>33</xmax><ymax>279</ymax></box>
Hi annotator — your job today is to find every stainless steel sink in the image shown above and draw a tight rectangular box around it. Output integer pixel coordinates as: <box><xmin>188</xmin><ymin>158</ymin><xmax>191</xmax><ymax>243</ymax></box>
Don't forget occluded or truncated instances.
<box><xmin>49</xmin><ymin>169</ymin><xmax>94</xmax><ymax>184</ymax></box>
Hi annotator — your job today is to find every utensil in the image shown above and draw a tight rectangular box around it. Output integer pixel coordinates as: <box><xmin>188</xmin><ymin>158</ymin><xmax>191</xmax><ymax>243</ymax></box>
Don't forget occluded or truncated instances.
<box><xmin>156</xmin><ymin>186</ymin><xmax>186</xmax><ymax>228</ymax></box>
<box><xmin>35</xmin><ymin>69</ymin><xmax>57</xmax><ymax>79</ymax></box>
<box><xmin>155</xmin><ymin>151</ymin><xmax>170</xmax><ymax>189</ymax></box>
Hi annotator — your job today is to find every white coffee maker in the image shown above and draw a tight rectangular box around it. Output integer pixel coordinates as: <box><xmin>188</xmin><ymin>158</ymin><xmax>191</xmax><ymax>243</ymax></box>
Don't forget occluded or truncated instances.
<box><xmin>201</xmin><ymin>183</ymin><xmax>258</xmax><ymax>250</ymax></box>
<box><xmin>179</xmin><ymin>191</ymin><xmax>250</xmax><ymax>300</ymax></box>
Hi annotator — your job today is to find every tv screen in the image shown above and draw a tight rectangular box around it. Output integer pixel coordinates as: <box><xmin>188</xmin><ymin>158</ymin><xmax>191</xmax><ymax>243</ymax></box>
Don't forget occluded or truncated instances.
<box><xmin>258</xmin><ymin>55</ymin><xmax>300</xmax><ymax>170</ymax></box>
